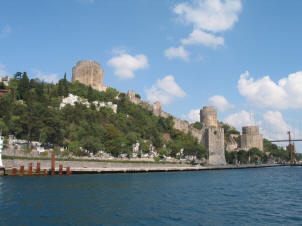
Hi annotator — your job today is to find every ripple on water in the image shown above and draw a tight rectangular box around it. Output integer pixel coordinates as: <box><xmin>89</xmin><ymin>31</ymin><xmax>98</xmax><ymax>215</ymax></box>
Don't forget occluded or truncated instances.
<box><xmin>0</xmin><ymin>167</ymin><xmax>302</xmax><ymax>225</ymax></box>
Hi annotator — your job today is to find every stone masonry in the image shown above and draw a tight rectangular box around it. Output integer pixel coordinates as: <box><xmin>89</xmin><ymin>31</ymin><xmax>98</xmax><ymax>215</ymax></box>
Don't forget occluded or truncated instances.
<box><xmin>204</xmin><ymin>127</ymin><xmax>226</xmax><ymax>165</ymax></box>
<box><xmin>200</xmin><ymin>106</ymin><xmax>226</xmax><ymax>165</ymax></box>
<box><xmin>240</xmin><ymin>126</ymin><xmax>263</xmax><ymax>151</ymax></box>
<box><xmin>127</xmin><ymin>90</ymin><xmax>225</xmax><ymax>165</ymax></box>
<box><xmin>200</xmin><ymin>106</ymin><xmax>218</xmax><ymax>127</ymax></box>
<box><xmin>72</xmin><ymin>60</ymin><xmax>107</xmax><ymax>91</ymax></box>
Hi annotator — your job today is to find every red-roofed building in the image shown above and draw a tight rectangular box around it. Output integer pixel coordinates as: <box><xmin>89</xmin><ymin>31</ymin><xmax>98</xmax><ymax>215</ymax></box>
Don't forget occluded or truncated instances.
<box><xmin>0</xmin><ymin>89</ymin><xmax>11</xmax><ymax>97</ymax></box>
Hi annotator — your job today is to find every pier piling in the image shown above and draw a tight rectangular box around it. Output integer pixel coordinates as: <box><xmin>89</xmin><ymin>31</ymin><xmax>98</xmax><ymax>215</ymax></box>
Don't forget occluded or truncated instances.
<box><xmin>12</xmin><ymin>168</ymin><xmax>17</xmax><ymax>176</ymax></box>
<box><xmin>59</xmin><ymin>164</ymin><xmax>63</xmax><ymax>176</ymax></box>
<box><xmin>51</xmin><ymin>153</ymin><xmax>55</xmax><ymax>176</ymax></box>
<box><xmin>36</xmin><ymin>163</ymin><xmax>40</xmax><ymax>176</ymax></box>
<box><xmin>43</xmin><ymin>169</ymin><xmax>48</xmax><ymax>176</ymax></box>
<box><xmin>20</xmin><ymin>165</ymin><xmax>24</xmax><ymax>176</ymax></box>
<box><xmin>66</xmin><ymin>167</ymin><xmax>71</xmax><ymax>175</ymax></box>
<box><xmin>28</xmin><ymin>163</ymin><xmax>32</xmax><ymax>176</ymax></box>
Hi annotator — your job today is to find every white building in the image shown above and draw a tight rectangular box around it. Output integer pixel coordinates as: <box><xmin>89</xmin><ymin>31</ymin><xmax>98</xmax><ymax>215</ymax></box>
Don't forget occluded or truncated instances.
<box><xmin>60</xmin><ymin>93</ymin><xmax>117</xmax><ymax>113</ymax></box>
<box><xmin>0</xmin><ymin>76</ymin><xmax>10</xmax><ymax>86</ymax></box>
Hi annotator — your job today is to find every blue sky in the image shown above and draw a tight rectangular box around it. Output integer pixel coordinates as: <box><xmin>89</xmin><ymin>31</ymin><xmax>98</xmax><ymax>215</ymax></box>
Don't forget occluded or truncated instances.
<box><xmin>1</xmin><ymin>0</ymin><xmax>302</xmax><ymax>147</ymax></box>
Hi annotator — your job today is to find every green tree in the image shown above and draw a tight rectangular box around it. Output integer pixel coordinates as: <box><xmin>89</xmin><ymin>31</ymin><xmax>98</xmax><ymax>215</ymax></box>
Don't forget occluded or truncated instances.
<box><xmin>68</xmin><ymin>141</ymin><xmax>82</xmax><ymax>156</ymax></box>
<box><xmin>58</xmin><ymin>80</ymin><xmax>63</xmax><ymax>97</ymax></box>
<box><xmin>17</xmin><ymin>72</ymin><xmax>30</xmax><ymax>100</ymax></box>
<box><xmin>87</xmin><ymin>86</ymin><xmax>95</xmax><ymax>102</ymax></box>
<box><xmin>104</xmin><ymin>125</ymin><xmax>120</xmax><ymax>154</ymax></box>
<box><xmin>63</xmin><ymin>73</ymin><xmax>69</xmax><ymax>97</ymax></box>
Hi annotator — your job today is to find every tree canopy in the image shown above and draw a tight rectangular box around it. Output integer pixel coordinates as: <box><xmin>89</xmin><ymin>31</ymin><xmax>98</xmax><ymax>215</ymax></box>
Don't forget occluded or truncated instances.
<box><xmin>0</xmin><ymin>72</ymin><xmax>206</xmax><ymax>158</ymax></box>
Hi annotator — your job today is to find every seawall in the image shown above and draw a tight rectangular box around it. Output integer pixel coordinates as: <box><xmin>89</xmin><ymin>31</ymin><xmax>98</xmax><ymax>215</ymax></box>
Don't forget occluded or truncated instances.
<box><xmin>2</xmin><ymin>159</ymin><xmax>287</xmax><ymax>175</ymax></box>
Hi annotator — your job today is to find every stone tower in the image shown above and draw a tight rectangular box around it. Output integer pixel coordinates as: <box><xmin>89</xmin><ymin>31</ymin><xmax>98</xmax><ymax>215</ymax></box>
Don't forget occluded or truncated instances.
<box><xmin>200</xmin><ymin>106</ymin><xmax>226</xmax><ymax>165</ymax></box>
<box><xmin>240</xmin><ymin>126</ymin><xmax>263</xmax><ymax>151</ymax></box>
<box><xmin>72</xmin><ymin>60</ymin><xmax>106</xmax><ymax>91</ymax></box>
<box><xmin>153</xmin><ymin>101</ymin><xmax>162</xmax><ymax>117</ymax></box>
<box><xmin>200</xmin><ymin>106</ymin><xmax>218</xmax><ymax>127</ymax></box>
<box><xmin>204</xmin><ymin>127</ymin><xmax>226</xmax><ymax>165</ymax></box>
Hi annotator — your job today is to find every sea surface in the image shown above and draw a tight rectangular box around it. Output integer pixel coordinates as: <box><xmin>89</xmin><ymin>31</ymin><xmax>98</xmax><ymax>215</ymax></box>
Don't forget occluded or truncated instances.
<box><xmin>1</xmin><ymin>166</ymin><xmax>302</xmax><ymax>225</ymax></box>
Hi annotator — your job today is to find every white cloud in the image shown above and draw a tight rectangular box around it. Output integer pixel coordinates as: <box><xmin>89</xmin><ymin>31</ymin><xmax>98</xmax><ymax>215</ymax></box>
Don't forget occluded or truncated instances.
<box><xmin>224</xmin><ymin>110</ymin><xmax>255</xmax><ymax>130</ymax></box>
<box><xmin>0</xmin><ymin>25</ymin><xmax>11</xmax><ymax>39</ymax></box>
<box><xmin>261</xmin><ymin>111</ymin><xmax>289</xmax><ymax>141</ymax></box>
<box><xmin>107</xmin><ymin>53</ymin><xmax>149</xmax><ymax>79</ymax></box>
<box><xmin>208</xmin><ymin>95</ymin><xmax>234</xmax><ymax>112</ymax></box>
<box><xmin>184</xmin><ymin>109</ymin><xmax>200</xmax><ymax>122</ymax></box>
<box><xmin>181</xmin><ymin>29</ymin><xmax>224</xmax><ymax>48</ymax></box>
<box><xmin>172</xmin><ymin>0</ymin><xmax>241</xmax><ymax>49</ymax></box>
<box><xmin>0</xmin><ymin>63</ymin><xmax>7</xmax><ymax>77</ymax></box>
<box><xmin>225</xmin><ymin>110</ymin><xmax>302</xmax><ymax>142</ymax></box>
<box><xmin>260</xmin><ymin>111</ymin><xmax>302</xmax><ymax>151</ymax></box>
<box><xmin>174</xmin><ymin>0</ymin><xmax>242</xmax><ymax>32</ymax></box>
<box><xmin>238</xmin><ymin>71</ymin><xmax>302</xmax><ymax>109</ymax></box>
<box><xmin>164</xmin><ymin>46</ymin><xmax>189</xmax><ymax>61</ymax></box>
<box><xmin>32</xmin><ymin>69</ymin><xmax>59</xmax><ymax>83</ymax></box>
<box><xmin>145</xmin><ymin>75</ymin><xmax>186</xmax><ymax>105</ymax></box>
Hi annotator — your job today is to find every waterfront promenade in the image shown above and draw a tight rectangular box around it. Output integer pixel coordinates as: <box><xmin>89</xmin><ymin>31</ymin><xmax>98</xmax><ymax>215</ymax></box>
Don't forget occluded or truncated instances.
<box><xmin>2</xmin><ymin>159</ymin><xmax>287</xmax><ymax>175</ymax></box>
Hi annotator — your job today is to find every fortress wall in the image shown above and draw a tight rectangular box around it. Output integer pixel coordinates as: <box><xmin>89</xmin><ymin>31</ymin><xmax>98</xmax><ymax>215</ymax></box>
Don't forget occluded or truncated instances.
<box><xmin>127</xmin><ymin>90</ymin><xmax>142</xmax><ymax>105</ymax></box>
<box><xmin>126</xmin><ymin>91</ymin><xmax>208</xmax><ymax>150</ymax></box>
<box><xmin>140</xmin><ymin>101</ymin><xmax>153</xmax><ymax>112</ymax></box>
<box><xmin>189</xmin><ymin>126</ymin><xmax>205</xmax><ymax>143</ymax></box>
<box><xmin>205</xmin><ymin>127</ymin><xmax>226</xmax><ymax>165</ymax></box>
<box><xmin>129</xmin><ymin>97</ymin><xmax>141</xmax><ymax>105</ymax></box>
<box><xmin>173</xmin><ymin>117</ymin><xmax>190</xmax><ymax>134</ymax></box>
<box><xmin>160</xmin><ymin>111</ymin><xmax>171</xmax><ymax>119</ymax></box>
<box><xmin>226</xmin><ymin>134</ymin><xmax>239</xmax><ymax>152</ymax></box>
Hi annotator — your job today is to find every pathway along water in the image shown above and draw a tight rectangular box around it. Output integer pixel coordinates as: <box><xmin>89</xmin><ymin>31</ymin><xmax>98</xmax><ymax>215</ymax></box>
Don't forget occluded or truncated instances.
<box><xmin>0</xmin><ymin>166</ymin><xmax>302</xmax><ymax>225</ymax></box>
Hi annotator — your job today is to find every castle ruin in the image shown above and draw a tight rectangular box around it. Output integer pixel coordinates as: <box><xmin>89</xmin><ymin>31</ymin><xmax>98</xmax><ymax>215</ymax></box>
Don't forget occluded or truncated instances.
<box><xmin>71</xmin><ymin>60</ymin><xmax>226</xmax><ymax>165</ymax></box>
<box><xmin>240</xmin><ymin>126</ymin><xmax>263</xmax><ymax>151</ymax></box>
<box><xmin>200</xmin><ymin>106</ymin><xmax>218</xmax><ymax>128</ymax></box>
<box><xmin>200</xmin><ymin>106</ymin><xmax>226</xmax><ymax>165</ymax></box>
<box><xmin>72</xmin><ymin>61</ymin><xmax>107</xmax><ymax>92</ymax></box>
<box><xmin>127</xmin><ymin>91</ymin><xmax>226</xmax><ymax>165</ymax></box>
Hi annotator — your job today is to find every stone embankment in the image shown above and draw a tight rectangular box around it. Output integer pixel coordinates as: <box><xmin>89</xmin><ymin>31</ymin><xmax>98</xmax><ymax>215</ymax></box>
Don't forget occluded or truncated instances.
<box><xmin>3</xmin><ymin>159</ymin><xmax>284</xmax><ymax>175</ymax></box>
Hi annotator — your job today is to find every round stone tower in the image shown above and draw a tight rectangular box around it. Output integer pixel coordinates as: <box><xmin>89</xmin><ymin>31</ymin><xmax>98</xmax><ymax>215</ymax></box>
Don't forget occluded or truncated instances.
<box><xmin>72</xmin><ymin>60</ymin><xmax>105</xmax><ymax>91</ymax></box>
<box><xmin>242</xmin><ymin>126</ymin><xmax>259</xmax><ymax>135</ymax></box>
<box><xmin>200</xmin><ymin>106</ymin><xmax>218</xmax><ymax>128</ymax></box>
<box><xmin>240</xmin><ymin>126</ymin><xmax>263</xmax><ymax>151</ymax></box>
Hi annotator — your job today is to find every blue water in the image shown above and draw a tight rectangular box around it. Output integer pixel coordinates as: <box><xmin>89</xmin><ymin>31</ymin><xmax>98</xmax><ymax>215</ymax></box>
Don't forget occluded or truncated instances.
<box><xmin>1</xmin><ymin>167</ymin><xmax>302</xmax><ymax>225</ymax></box>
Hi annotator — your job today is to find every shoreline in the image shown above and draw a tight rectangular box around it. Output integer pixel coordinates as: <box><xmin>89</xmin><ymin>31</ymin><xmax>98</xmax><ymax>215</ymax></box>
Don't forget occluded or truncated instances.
<box><xmin>1</xmin><ymin>158</ymin><xmax>296</xmax><ymax>176</ymax></box>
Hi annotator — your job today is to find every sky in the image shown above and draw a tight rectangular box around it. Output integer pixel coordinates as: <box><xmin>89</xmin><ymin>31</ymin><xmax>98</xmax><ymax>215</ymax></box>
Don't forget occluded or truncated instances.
<box><xmin>1</xmin><ymin>0</ymin><xmax>302</xmax><ymax>150</ymax></box>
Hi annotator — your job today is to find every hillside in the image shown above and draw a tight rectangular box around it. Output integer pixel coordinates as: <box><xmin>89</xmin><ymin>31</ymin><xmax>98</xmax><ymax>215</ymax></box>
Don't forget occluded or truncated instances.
<box><xmin>0</xmin><ymin>72</ymin><xmax>206</xmax><ymax>159</ymax></box>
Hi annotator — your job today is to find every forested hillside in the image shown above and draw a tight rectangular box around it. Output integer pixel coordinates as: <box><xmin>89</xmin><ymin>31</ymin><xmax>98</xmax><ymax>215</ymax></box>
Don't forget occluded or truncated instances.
<box><xmin>0</xmin><ymin>72</ymin><xmax>206</xmax><ymax>158</ymax></box>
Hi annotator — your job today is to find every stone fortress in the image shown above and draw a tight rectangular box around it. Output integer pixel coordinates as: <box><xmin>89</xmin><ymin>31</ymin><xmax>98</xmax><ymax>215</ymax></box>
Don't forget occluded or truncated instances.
<box><xmin>200</xmin><ymin>106</ymin><xmax>226</xmax><ymax>165</ymax></box>
<box><xmin>71</xmin><ymin>60</ymin><xmax>263</xmax><ymax>165</ymax></box>
<box><xmin>127</xmin><ymin>92</ymin><xmax>226</xmax><ymax>165</ymax></box>
<box><xmin>226</xmin><ymin>126</ymin><xmax>263</xmax><ymax>152</ymax></box>
<box><xmin>72</xmin><ymin>61</ymin><xmax>107</xmax><ymax>92</ymax></box>
<box><xmin>240</xmin><ymin>126</ymin><xmax>263</xmax><ymax>151</ymax></box>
